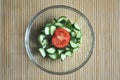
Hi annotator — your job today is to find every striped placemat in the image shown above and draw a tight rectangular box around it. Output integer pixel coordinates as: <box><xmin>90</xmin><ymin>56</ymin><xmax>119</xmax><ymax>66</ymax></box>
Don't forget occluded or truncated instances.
<box><xmin>0</xmin><ymin>0</ymin><xmax>120</xmax><ymax>80</ymax></box>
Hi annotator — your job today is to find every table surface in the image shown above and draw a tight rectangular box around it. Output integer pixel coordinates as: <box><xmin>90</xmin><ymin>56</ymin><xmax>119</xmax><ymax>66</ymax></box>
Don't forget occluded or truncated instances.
<box><xmin>0</xmin><ymin>0</ymin><xmax>120</xmax><ymax>80</ymax></box>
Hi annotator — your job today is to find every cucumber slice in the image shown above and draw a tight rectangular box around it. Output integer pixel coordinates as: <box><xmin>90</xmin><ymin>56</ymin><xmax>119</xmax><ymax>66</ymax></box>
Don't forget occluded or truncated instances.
<box><xmin>73</xmin><ymin>23</ymin><xmax>80</xmax><ymax>30</ymax></box>
<box><xmin>63</xmin><ymin>27</ymin><xmax>71</xmax><ymax>32</ymax></box>
<box><xmin>48</xmin><ymin>53</ymin><xmax>58</xmax><ymax>60</ymax></box>
<box><xmin>50</xmin><ymin>26</ymin><xmax>56</xmax><ymax>35</ymax></box>
<box><xmin>38</xmin><ymin>34</ymin><xmax>45</xmax><ymax>44</ymax></box>
<box><xmin>76</xmin><ymin>31</ymin><xmax>82</xmax><ymax>38</ymax></box>
<box><xmin>43</xmin><ymin>45</ymin><xmax>47</xmax><ymax>48</ymax></box>
<box><xmin>40</xmin><ymin>39</ymin><xmax>48</xmax><ymax>46</ymax></box>
<box><xmin>73</xmin><ymin>28</ymin><xmax>79</xmax><ymax>33</ymax></box>
<box><xmin>44</xmin><ymin>27</ymin><xmax>49</xmax><ymax>35</ymax></box>
<box><xmin>57</xmin><ymin>16</ymin><xmax>67</xmax><ymax>22</ymax></box>
<box><xmin>65</xmin><ymin>47</ymin><xmax>70</xmax><ymax>51</ymax></box>
<box><xmin>55</xmin><ymin>23</ymin><xmax>64</xmax><ymax>27</ymax></box>
<box><xmin>58</xmin><ymin>49</ymin><xmax>64</xmax><ymax>55</ymax></box>
<box><xmin>70</xmin><ymin>41</ymin><xmax>78</xmax><ymax>48</ymax></box>
<box><xmin>71</xmin><ymin>38</ymin><xmax>78</xmax><ymax>43</ymax></box>
<box><xmin>46</xmin><ymin>47</ymin><xmax>56</xmax><ymax>54</ymax></box>
<box><xmin>73</xmin><ymin>48</ymin><xmax>78</xmax><ymax>52</ymax></box>
<box><xmin>61</xmin><ymin>54</ymin><xmax>66</xmax><ymax>61</ymax></box>
<box><xmin>43</xmin><ymin>39</ymin><xmax>48</xmax><ymax>45</ymax></box>
<box><xmin>38</xmin><ymin>48</ymin><xmax>46</xmax><ymax>57</ymax></box>
<box><xmin>65</xmin><ymin>51</ymin><xmax>72</xmax><ymax>57</ymax></box>
<box><xmin>71</xmin><ymin>32</ymin><xmax>76</xmax><ymax>37</ymax></box>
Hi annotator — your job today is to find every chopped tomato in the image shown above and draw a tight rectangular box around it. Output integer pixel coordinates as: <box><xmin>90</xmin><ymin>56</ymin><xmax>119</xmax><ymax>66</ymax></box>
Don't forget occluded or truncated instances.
<box><xmin>52</xmin><ymin>28</ymin><xmax>70</xmax><ymax>48</ymax></box>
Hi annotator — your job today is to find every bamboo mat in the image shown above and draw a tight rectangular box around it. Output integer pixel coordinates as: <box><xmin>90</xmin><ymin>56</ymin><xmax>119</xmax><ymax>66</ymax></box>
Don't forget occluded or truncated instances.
<box><xmin>0</xmin><ymin>0</ymin><xmax>120</xmax><ymax>80</ymax></box>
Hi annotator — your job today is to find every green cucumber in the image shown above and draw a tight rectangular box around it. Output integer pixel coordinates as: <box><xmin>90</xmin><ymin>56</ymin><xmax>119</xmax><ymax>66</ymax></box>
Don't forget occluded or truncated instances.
<box><xmin>73</xmin><ymin>23</ymin><xmax>80</xmax><ymax>30</ymax></box>
<box><xmin>70</xmin><ymin>41</ymin><xmax>78</xmax><ymax>48</ymax></box>
<box><xmin>50</xmin><ymin>26</ymin><xmax>56</xmax><ymax>35</ymax></box>
<box><xmin>71</xmin><ymin>31</ymin><xmax>76</xmax><ymax>37</ymax></box>
<box><xmin>43</xmin><ymin>45</ymin><xmax>47</xmax><ymax>48</ymax></box>
<box><xmin>73</xmin><ymin>48</ymin><xmax>78</xmax><ymax>52</ymax></box>
<box><xmin>46</xmin><ymin>47</ymin><xmax>56</xmax><ymax>54</ymax></box>
<box><xmin>76</xmin><ymin>31</ymin><xmax>82</xmax><ymax>38</ymax></box>
<box><xmin>55</xmin><ymin>23</ymin><xmax>64</xmax><ymax>27</ymax></box>
<box><xmin>65</xmin><ymin>47</ymin><xmax>70</xmax><ymax>51</ymax></box>
<box><xmin>61</xmin><ymin>54</ymin><xmax>66</xmax><ymax>61</ymax></box>
<box><xmin>58</xmin><ymin>49</ymin><xmax>64</xmax><ymax>55</ymax></box>
<box><xmin>38</xmin><ymin>34</ymin><xmax>45</xmax><ymax>44</ymax></box>
<box><xmin>57</xmin><ymin>16</ymin><xmax>67</xmax><ymax>22</ymax></box>
<box><xmin>44</xmin><ymin>27</ymin><xmax>49</xmax><ymax>35</ymax></box>
<box><xmin>63</xmin><ymin>27</ymin><xmax>71</xmax><ymax>32</ymax></box>
<box><xmin>71</xmin><ymin>38</ymin><xmax>78</xmax><ymax>43</ymax></box>
<box><xmin>40</xmin><ymin>39</ymin><xmax>48</xmax><ymax>47</ymax></box>
<box><xmin>48</xmin><ymin>53</ymin><xmax>58</xmax><ymax>60</ymax></box>
<box><xmin>43</xmin><ymin>39</ymin><xmax>48</xmax><ymax>45</ymax></box>
<box><xmin>65</xmin><ymin>51</ymin><xmax>72</xmax><ymax>57</ymax></box>
<box><xmin>38</xmin><ymin>48</ymin><xmax>46</xmax><ymax>57</ymax></box>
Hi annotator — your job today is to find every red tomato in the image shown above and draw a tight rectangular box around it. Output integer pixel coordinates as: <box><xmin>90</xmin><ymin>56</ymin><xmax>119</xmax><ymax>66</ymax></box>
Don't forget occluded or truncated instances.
<box><xmin>52</xmin><ymin>28</ymin><xmax>70</xmax><ymax>48</ymax></box>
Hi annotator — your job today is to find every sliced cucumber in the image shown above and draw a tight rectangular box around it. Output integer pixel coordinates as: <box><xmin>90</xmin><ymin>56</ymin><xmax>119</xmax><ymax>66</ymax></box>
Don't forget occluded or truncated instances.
<box><xmin>44</xmin><ymin>27</ymin><xmax>50</xmax><ymax>35</ymax></box>
<box><xmin>61</xmin><ymin>54</ymin><xmax>66</xmax><ymax>61</ymax></box>
<box><xmin>71</xmin><ymin>38</ymin><xmax>78</xmax><ymax>43</ymax></box>
<box><xmin>55</xmin><ymin>23</ymin><xmax>64</xmax><ymax>27</ymax></box>
<box><xmin>40</xmin><ymin>39</ymin><xmax>48</xmax><ymax>46</ymax></box>
<box><xmin>73</xmin><ymin>28</ymin><xmax>79</xmax><ymax>33</ymax></box>
<box><xmin>57</xmin><ymin>16</ymin><xmax>67</xmax><ymax>22</ymax></box>
<box><xmin>65</xmin><ymin>47</ymin><xmax>70</xmax><ymax>51</ymax></box>
<box><xmin>71</xmin><ymin>31</ymin><xmax>76</xmax><ymax>37</ymax></box>
<box><xmin>43</xmin><ymin>39</ymin><xmax>48</xmax><ymax>45</ymax></box>
<box><xmin>76</xmin><ymin>31</ymin><xmax>82</xmax><ymax>38</ymax></box>
<box><xmin>63</xmin><ymin>27</ymin><xmax>71</xmax><ymax>32</ymax></box>
<box><xmin>73</xmin><ymin>23</ymin><xmax>80</xmax><ymax>30</ymax></box>
<box><xmin>65</xmin><ymin>51</ymin><xmax>72</xmax><ymax>57</ymax></box>
<box><xmin>43</xmin><ymin>45</ymin><xmax>47</xmax><ymax>48</ymax></box>
<box><xmin>46</xmin><ymin>47</ymin><xmax>56</xmax><ymax>54</ymax></box>
<box><xmin>38</xmin><ymin>48</ymin><xmax>46</xmax><ymax>57</ymax></box>
<box><xmin>70</xmin><ymin>41</ymin><xmax>78</xmax><ymax>48</ymax></box>
<box><xmin>77</xmin><ymin>36</ymin><xmax>82</xmax><ymax>43</ymax></box>
<box><xmin>58</xmin><ymin>49</ymin><xmax>64</xmax><ymax>55</ymax></box>
<box><xmin>73</xmin><ymin>48</ymin><xmax>78</xmax><ymax>52</ymax></box>
<box><xmin>38</xmin><ymin>34</ymin><xmax>45</xmax><ymax>44</ymax></box>
<box><xmin>50</xmin><ymin>26</ymin><xmax>56</xmax><ymax>35</ymax></box>
<box><xmin>48</xmin><ymin>53</ymin><xmax>58</xmax><ymax>60</ymax></box>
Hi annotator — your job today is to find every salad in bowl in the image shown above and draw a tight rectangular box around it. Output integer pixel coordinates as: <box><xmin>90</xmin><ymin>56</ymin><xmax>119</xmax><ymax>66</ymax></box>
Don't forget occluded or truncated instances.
<box><xmin>38</xmin><ymin>16</ymin><xmax>82</xmax><ymax>61</ymax></box>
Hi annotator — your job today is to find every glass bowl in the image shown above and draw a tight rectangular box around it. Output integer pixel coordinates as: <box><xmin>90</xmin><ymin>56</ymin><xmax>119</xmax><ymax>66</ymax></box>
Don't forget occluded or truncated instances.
<box><xmin>25</xmin><ymin>5</ymin><xmax>95</xmax><ymax>75</ymax></box>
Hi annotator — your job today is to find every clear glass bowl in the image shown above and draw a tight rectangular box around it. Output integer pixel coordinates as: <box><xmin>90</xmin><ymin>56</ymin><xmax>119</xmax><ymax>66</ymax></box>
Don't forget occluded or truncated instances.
<box><xmin>25</xmin><ymin>5</ymin><xmax>95</xmax><ymax>75</ymax></box>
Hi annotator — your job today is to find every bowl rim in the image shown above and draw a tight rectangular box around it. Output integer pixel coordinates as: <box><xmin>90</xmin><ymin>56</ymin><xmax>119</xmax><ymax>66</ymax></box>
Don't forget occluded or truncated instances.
<box><xmin>25</xmin><ymin>5</ymin><xmax>95</xmax><ymax>75</ymax></box>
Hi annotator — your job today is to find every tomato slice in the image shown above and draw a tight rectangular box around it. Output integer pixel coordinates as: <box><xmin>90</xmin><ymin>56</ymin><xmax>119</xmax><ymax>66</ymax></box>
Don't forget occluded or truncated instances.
<box><xmin>52</xmin><ymin>28</ymin><xmax>70</xmax><ymax>48</ymax></box>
